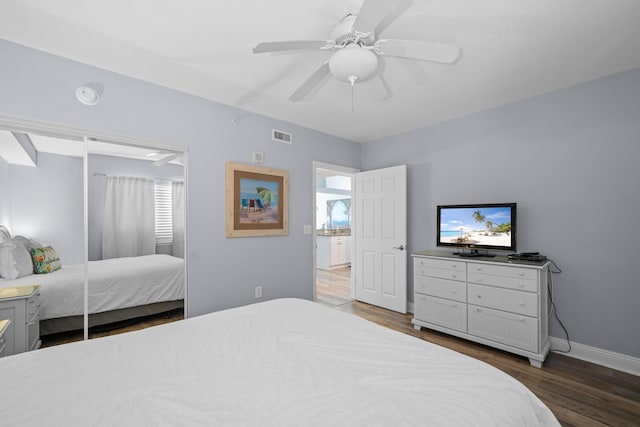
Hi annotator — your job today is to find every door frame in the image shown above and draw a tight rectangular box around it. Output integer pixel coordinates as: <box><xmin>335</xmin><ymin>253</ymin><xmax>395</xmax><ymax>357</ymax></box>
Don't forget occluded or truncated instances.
<box><xmin>311</xmin><ymin>161</ymin><xmax>359</xmax><ymax>302</ymax></box>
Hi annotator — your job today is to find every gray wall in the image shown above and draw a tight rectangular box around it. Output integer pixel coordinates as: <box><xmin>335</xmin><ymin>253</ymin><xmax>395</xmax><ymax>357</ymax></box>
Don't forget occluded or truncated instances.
<box><xmin>87</xmin><ymin>154</ymin><xmax>183</xmax><ymax>261</ymax></box>
<box><xmin>0</xmin><ymin>39</ymin><xmax>362</xmax><ymax>317</ymax></box>
<box><xmin>362</xmin><ymin>68</ymin><xmax>640</xmax><ymax>359</ymax></box>
<box><xmin>7</xmin><ymin>152</ymin><xmax>84</xmax><ymax>264</ymax></box>
<box><xmin>2</xmin><ymin>151</ymin><xmax>184</xmax><ymax>264</ymax></box>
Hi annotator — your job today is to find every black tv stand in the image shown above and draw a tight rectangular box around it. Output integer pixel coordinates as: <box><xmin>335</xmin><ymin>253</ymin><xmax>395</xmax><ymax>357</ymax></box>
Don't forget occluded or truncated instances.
<box><xmin>453</xmin><ymin>250</ymin><xmax>495</xmax><ymax>258</ymax></box>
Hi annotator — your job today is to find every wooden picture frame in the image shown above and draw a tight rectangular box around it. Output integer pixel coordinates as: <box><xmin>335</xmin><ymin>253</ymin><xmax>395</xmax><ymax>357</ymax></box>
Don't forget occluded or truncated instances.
<box><xmin>225</xmin><ymin>162</ymin><xmax>289</xmax><ymax>237</ymax></box>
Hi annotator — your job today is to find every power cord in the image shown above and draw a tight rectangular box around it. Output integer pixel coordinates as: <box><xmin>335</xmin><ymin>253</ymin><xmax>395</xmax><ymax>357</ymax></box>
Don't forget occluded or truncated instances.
<box><xmin>547</xmin><ymin>259</ymin><xmax>571</xmax><ymax>353</ymax></box>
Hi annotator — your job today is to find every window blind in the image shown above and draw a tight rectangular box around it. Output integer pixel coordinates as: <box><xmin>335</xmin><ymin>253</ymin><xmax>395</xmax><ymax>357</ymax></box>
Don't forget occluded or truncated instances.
<box><xmin>154</xmin><ymin>181</ymin><xmax>173</xmax><ymax>244</ymax></box>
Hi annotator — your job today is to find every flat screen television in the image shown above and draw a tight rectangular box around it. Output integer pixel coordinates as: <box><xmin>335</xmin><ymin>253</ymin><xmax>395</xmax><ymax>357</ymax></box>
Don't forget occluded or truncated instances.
<box><xmin>437</xmin><ymin>203</ymin><xmax>517</xmax><ymax>256</ymax></box>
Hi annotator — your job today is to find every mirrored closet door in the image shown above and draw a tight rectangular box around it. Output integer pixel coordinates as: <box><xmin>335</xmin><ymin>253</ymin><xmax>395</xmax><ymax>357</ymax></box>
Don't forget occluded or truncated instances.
<box><xmin>0</xmin><ymin>129</ymin><xmax>86</xmax><ymax>350</ymax></box>
<box><xmin>0</xmin><ymin>123</ymin><xmax>186</xmax><ymax>352</ymax></box>
<box><xmin>87</xmin><ymin>141</ymin><xmax>185</xmax><ymax>341</ymax></box>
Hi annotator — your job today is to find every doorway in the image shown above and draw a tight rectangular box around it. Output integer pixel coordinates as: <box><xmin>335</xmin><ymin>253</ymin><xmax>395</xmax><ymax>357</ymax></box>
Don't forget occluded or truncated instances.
<box><xmin>312</xmin><ymin>162</ymin><xmax>358</xmax><ymax>308</ymax></box>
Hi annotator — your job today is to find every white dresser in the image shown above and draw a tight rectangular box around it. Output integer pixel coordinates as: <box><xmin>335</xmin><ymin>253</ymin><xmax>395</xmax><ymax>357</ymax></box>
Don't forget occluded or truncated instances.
<box><xmin>412</xmin><ymin>251</ymin><xmax>550</xmax><ymax>367</ymax></box>
<box><xmin>0</xmin><ymin>285</ymin><xmax>42</xmax><ymax>357</ymax></box>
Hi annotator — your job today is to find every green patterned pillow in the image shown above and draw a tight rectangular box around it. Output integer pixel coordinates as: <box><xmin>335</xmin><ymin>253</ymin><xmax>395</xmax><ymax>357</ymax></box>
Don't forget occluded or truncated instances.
<box><xmin>30</xmin><ymin>246</ymin><xmax>62</xmax><ymax>274</ymax></box>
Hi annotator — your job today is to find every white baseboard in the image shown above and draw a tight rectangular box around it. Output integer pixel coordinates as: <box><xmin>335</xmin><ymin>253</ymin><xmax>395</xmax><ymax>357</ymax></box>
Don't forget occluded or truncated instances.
<box><xmin>550</xmin><ymin>337</ymin><xmax>640</xmax><ymax>377</ymax></box>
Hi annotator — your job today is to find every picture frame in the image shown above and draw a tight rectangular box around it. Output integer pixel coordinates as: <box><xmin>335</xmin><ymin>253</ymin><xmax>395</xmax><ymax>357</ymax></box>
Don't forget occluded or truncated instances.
<box><xmin>225</xmin><ymin>162</ymin><xmax>289</xmax><ymax>237</ymax></box>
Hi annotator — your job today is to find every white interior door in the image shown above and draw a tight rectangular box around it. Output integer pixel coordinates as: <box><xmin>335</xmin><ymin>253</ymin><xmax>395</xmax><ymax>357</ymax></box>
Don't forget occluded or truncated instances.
<box><xmin>354</xmin><ymin>165</ymin><xmax>407</xmax><ymax>313</ymax></box>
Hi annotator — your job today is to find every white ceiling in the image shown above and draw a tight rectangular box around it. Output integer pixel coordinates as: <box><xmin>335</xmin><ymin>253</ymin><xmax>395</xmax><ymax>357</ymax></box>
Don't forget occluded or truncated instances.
<box><xmin>1</xmin><ymin>0</ymin><xmax>639</xmax><ymax>142</ymax></box>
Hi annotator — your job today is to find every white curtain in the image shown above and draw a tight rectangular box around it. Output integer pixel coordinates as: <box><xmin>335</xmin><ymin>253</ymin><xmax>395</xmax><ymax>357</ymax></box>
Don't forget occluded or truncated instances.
<box><xmin>172</xmin><ymin>181</ymin><xmax>185</xmax><ymax>259</ymax></box>
<box><xmin>102</xmin><ymin>176</ymin><xmax>155</xmax><ymax>259</ymax></box>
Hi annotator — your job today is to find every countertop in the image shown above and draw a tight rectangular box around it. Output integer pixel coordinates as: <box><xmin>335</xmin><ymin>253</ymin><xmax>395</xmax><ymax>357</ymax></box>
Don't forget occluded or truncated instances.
<box><xmin>316</xmin><ymin>229</ymin><xmax>351</xmax><ymax>236</ymax></box>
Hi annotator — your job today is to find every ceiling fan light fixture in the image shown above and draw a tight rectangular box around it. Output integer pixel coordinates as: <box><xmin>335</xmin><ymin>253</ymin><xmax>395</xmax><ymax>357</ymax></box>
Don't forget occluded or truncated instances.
<box><xmin>329</xmin><ymin>44</ymin><xmax>378</xmax><ymax>83</ymax></box>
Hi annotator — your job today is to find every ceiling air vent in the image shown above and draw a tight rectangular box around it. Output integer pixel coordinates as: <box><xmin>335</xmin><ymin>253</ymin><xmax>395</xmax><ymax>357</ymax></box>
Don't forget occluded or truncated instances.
<box><xmin>272</xmin><ymin>129</ymin><xmax>292</xmax><ymax>144</ymax></box>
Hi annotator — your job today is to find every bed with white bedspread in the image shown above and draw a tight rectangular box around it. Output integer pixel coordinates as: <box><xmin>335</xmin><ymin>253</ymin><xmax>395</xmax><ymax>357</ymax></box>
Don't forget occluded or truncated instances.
<box><xmin>0</xmin><ymin>298</ymin><xmax>559</xmax><ymax>426</ymax></box>
<box><xmin>1</xmin><ymin>254</ymin><xmax>184</xmax><ymax>334</ymax></box>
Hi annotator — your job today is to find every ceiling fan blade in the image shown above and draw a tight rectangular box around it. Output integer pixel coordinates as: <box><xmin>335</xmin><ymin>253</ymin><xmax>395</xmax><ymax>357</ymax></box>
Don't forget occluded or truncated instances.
<box><xmin>289</xmin><ymin>62</ymin><xmax>331</xmax><ymax>102</ymax></box>
<box><xmin>353</xmin><ymin>0</ymin><xmax>401</xmax><ymax>36</ymax></box>
<box><xmin>373</xmin><ymin>0</ymin><xmax>413</xmax><ymax>36</ymax></box>
<box><xmin>365</xmin><ymin>75</ymin><xmax>392</xmax><ymax>101</ymax></box>
<box><xmin>376</xmin><ymin>39</ymin><xmax>461</xmax><ymax>64</ymax></box>
<box><xmin>252</xmin><ymin>40</ymin><xmax>331</xmax><ymax>54</ymax></box>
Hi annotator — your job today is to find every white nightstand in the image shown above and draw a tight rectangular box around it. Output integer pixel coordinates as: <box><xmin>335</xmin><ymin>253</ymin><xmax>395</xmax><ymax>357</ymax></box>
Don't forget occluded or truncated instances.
<box><xmin>0</xmin><ymin>285</ymin><xmax>41</xmax><ymax>356</ymax></box>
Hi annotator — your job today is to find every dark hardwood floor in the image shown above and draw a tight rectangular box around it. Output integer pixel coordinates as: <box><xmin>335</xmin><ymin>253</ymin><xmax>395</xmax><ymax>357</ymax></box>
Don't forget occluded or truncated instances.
<box><xmin>40</xmin><ymin>308</ymin><xmax>184</xmax><ymax>347</ymax></box>
<box><xmin>317</xmin><ymin>268</ymin><xmax>640</xmax><ymax>427</ymax></box>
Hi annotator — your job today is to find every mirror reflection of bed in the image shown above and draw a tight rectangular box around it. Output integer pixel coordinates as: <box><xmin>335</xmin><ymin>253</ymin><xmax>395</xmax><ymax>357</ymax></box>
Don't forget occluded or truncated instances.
<box><xmin>0</xmin><ymin>130</ymin><xmax>186</xmax><ymax>349</ymax></box>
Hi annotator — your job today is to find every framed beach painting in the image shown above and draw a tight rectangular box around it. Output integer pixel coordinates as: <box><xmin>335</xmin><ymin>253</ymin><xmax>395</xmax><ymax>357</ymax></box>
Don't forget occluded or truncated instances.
<box><xmin>225</xmin><ymin>162</ymin><xmax>289</xmax><ymax>237</ymax></box>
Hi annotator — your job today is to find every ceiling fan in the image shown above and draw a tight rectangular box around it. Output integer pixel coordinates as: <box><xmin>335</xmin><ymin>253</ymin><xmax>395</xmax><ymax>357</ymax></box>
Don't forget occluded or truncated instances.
<box><xmin>252</xmin><ymin>0</ymin><xmax>461</xmax><ymax>103</ymax></box>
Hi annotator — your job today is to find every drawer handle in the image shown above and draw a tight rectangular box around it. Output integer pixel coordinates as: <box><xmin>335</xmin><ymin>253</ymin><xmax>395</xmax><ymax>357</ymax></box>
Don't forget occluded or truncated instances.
<box><xmin>519</xmin><ymin>317</ymin><xmax>525</xmax><ymax>322</ymax></box>
<box><xmin>452</xmin><ymin>290</ymin><xmax>457</xmax><ymax>294</ymax></box>
<box><xmin>452</xmin><ymin>304</ymin><xmax>458</xmax><ymax>308</ymax></box>
<box><xmin>518</xmin><ymin>272</ymin><xmax>525</xmax><ymax>277</ymax></box>
<box><xmin>519</xmin><ymin>302</ymin><xmax>525</xmax><ymax>306</ymax></box>
<box><xmin>451</xmin><ymin>274</ymin><xmax>457</xmax><ymax>279</ymax></box>
<box><xmin>451</xmin><ymin>264</ymin><xmax>457</xmax><ymax>269</ymax></box>
<box><xmin>476</xmin><ymin>295</ymin><xmax>482</xmax><ymax>299</ymax></box>
<box><xmin>519</xmin><ymin>283</ymin><xmax>525</xmax><ymax>288</ymax></box>
<box><xmin>476</xmin><ymin>278</ymin><xmax>483</xmax><ymax>282</ymax></box>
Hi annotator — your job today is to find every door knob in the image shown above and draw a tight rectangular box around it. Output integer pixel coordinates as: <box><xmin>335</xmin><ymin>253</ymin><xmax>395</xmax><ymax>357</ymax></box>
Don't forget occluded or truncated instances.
<box><xmin>393</xmin><ymin>244</ymin><xmax>405</xmax><ymax>251</ymax></box>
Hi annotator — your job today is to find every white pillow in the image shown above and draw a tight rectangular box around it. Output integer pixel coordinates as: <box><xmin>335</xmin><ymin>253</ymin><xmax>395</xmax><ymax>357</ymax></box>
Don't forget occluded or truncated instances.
<box><xmin>0</xmin><ymin>238</ymin><xmax>34</xmax><ymax>279</ymax></box>
<box><xmin>13</xmin><ymin>235</ymin><xmax>43</xmax><ymax>252</ymax></box>
<box><xmin>0</xmin><ymin>225</ymin><xmax>10</xmax><ymax>243</ymax></box>
<box><xmin>0</xmin><ymin>239</ymin><xmax>16</xmax><ymax>279</ymax></box>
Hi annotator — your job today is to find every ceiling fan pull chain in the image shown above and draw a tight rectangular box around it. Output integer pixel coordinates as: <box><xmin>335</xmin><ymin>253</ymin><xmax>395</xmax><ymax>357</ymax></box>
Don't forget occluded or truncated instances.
<box><xmin>348</xmin><ymin>75</ymin><xmax>358</xmax><ymax>113</ymax></box>
<box><xmin>351</xmin><ymin>83</ymin><xmax>354</xmax><ymax>112</ymax></box>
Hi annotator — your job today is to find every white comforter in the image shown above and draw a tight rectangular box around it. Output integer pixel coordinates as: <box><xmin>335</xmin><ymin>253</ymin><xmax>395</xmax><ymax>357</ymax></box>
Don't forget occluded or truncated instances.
<box><xmin>0</xmin><ymin>254</ymin><xmax>184</xmax><ymax>320</ymax></box>
<box><xmin>0</xmin><ymin>298</ymin><xmax>559</xmax><ymax>426</ymax></box>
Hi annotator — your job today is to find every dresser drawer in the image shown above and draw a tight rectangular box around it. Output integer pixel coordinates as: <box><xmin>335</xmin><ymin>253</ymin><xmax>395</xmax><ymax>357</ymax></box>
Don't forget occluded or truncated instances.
<box><xmin>468</xmin><ymin>272</ymin><xmax>538</xmax><ymax>293</ymax></box>
<box><xmin>468</xmin><ymin>305</ymin><xmax>539</xmax><ymax>353</ymax></box>
<box><xmin>468</xmin><ymin>283</ymin><xmax>538</xmax><ymax>317</ymax></box>
<box><xmin>415</xmin><ymin>275</ymin><xmax>466</xmax><ymax>302</ymax></box>
<box><xmin>415</xmin><ymin>294</ymin><xmax>467</xmax><ymax>333</ymax></box>
<box><xmin>468</xmin><ymin>263</ymin><xmax>537</xmax><ymax>280</ymax></box>
<box><xmin>415</xmin><ymin>267</ymin><xmax>465</xmax><ymax>282</ymax></box>
<box><xmin>414</xmin><ymin>257</ymin><xmax>466</xmax><ymax>273</ymax></box>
